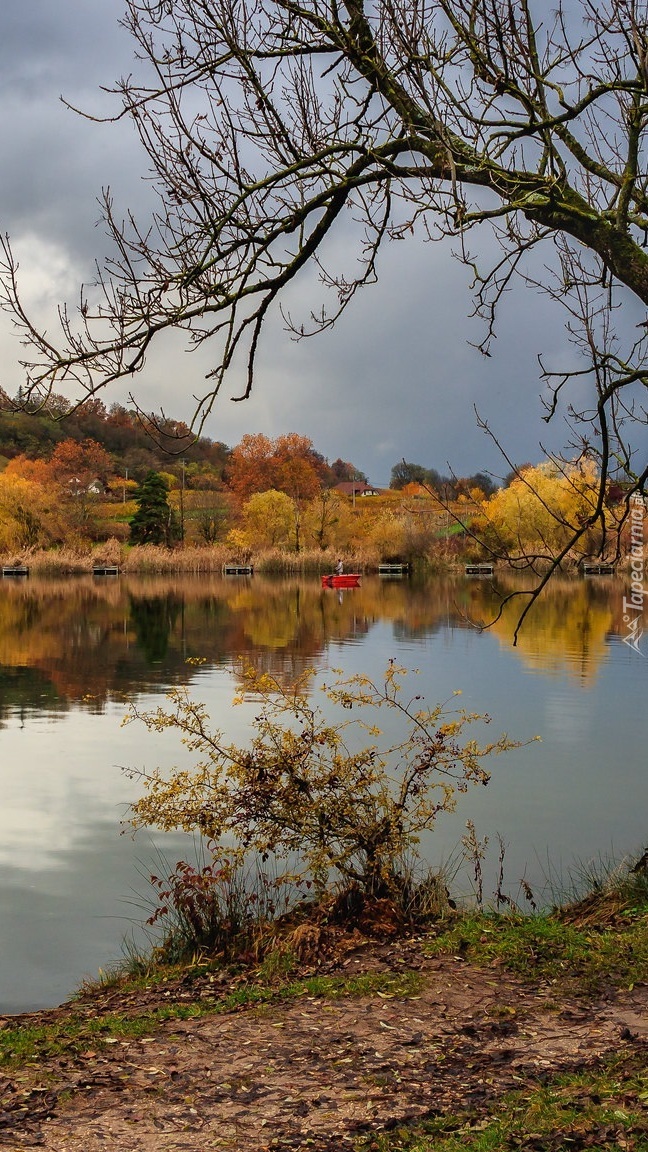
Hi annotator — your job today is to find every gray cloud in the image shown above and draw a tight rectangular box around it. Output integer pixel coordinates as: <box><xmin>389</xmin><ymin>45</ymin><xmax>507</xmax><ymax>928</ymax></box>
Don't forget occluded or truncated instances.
<box><xmin>0</xmin><ymin>1</ymin><xmax>143</xmax><ymax>256</ymax></box>
<box><xmin>0</xmin><ymin>1</ymin><xmax>642</xmax><ymax>483</ymax></box>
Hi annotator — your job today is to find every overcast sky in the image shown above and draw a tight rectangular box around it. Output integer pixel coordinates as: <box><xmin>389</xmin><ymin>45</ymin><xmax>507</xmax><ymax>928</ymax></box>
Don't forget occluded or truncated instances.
<box><xmin>0</xmin><ymin>0</ymin><xmax>643</xmax><ymax>486</ymax></box>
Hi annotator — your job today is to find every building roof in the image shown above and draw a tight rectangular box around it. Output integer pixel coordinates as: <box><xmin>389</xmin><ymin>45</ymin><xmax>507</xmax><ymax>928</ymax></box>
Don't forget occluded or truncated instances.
<box><xmin>334</xmin><ymin>481</ymin><xmax>382</xmax><ymax>496</ymax></box>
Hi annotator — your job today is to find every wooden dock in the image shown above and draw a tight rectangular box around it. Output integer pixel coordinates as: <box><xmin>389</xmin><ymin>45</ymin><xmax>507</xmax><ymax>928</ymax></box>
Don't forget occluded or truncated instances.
<box><xmin>465</xmin><ymin>563</ymin><xmax>494</xmax><ymax>576</ymax></box>
<box><xmin>223</xmin><ymin>564</ymin><xmax>254</xmax><ymax>575</ymax></box>
<box><xmin>582</xmin><ymin>563</ymin><xmax>616</xmax><ymax>576</ymax></box>
<box><xmin>92</xmin><ymin>565</ymin><xmax>120</xmax><ymax>576</ymax></box>
<box><xmin>2</xmin><ymin>565</ymin><xmax>29</xmax><ymax>577</ymax></box>
<box><xmin>378</xmin><ymin>563</ymin><xmax>409</xmax><ymax>576</ymax></box>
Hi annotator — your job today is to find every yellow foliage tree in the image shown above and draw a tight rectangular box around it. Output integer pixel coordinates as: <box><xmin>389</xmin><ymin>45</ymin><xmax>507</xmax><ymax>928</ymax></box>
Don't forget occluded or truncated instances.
<box><xmin>0</xmin><ymin>473</ymin><xmax>63</xmax><ymax>550</ymax></box>
<box><xmin>481</xmin><ymin>461</ymin><xmax>605</xmax><ymax>558</ymax></box>
<box><xmin>364</xmin><ymin>508</ymin><xmax>410</xmax><ymax>558</ymax></box>
<box><xmin>237</xmin><ymin>489</ymin><xmax>297</xmax><ymax>550</ymax></box>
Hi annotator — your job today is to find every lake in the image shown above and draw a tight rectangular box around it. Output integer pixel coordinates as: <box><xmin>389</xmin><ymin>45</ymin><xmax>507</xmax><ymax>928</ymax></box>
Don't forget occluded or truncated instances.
<box><xmin>0</xmin><ymin>570</ymin><xmax>645</xmax><ymax>1012</ymax></box>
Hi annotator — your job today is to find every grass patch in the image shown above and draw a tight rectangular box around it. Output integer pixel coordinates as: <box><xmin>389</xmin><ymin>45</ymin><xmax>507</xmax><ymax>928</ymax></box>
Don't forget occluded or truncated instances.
<box><xmin>0</xmin><ymin>968</ymin><xmax>423</xmax><ymax>1071</ymax></box>
<box><xmin>424</xmin><ymin>907</ymin><xmax>648</xmax><ymax>993</ymax></box>
<box><xmin>0</xmin><ymin>1007</ymin><xmax>203</xmax><ymax>1066</ymax></box>
<box><xmin>361</xmin><ymin>1050</ymin><xmax>648</xmax><ymax>1151</ymax></box>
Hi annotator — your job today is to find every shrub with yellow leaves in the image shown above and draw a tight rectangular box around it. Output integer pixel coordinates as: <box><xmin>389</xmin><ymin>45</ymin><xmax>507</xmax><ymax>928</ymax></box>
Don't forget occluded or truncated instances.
<box><xmin>125</xmin><ymin>661</ymin><xmax>523</xmax><ymax>899</ymax></box>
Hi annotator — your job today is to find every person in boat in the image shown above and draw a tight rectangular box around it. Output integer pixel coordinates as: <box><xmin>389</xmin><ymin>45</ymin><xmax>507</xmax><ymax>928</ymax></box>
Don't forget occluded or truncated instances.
<box><xmin>335</xmin><ymin>558</ymin><xmax>344</xmax><ymax>575</ymax></box>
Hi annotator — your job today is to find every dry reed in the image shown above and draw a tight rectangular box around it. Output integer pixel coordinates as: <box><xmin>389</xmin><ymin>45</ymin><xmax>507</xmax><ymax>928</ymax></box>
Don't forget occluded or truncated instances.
<box><xmin>0</xmin><ymin>542</ymin><xmax>443</xmax><ymax>576</ymax></box>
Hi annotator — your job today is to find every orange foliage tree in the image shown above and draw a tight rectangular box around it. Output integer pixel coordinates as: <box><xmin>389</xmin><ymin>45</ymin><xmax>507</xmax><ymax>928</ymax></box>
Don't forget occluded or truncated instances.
<box><xmin>47</xmin><ymin>438</ymin><xmax>113</xmax><ymax>486</ymax></box>
<box><xmin>5</xmin><ymin>437</ymin><xmax>114</xmax><ymax>543</ymax></box>
<box><xmin>227</xmin><ymin>433</ymin><xmax>326</xmax><ymax>502</ymax></box>
<box><xmin>7</xmin><ymin>437</ymin><xmax>113</xmax><ymax>488</ymax></box>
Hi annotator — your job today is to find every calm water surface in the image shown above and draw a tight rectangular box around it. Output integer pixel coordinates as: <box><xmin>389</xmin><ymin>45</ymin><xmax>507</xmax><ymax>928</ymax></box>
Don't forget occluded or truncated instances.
<box><xmin>0</xmin><ymin>571</ymin><xmax>645</xmax><ymax>1012</ymax></box>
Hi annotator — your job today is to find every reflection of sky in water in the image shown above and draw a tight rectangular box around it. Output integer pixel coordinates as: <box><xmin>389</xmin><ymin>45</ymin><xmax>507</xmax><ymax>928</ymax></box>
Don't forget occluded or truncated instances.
<box><xmin>0</xmin><ymin>667</ymin><xmax>271</xmax><ymax>1011</ymax></box>
<box><xmin>0</xmin><ymin>577</ymin><xmax>646</xmax><ymax>1012</ymax></box>
<box><xmin>0</xmin><ymin>822</ymin><xmax>194</xmax><ymax>1013</ymax></box>
<box><xmin>0</xmin><ymin>683</ymin><xmax>248</xmax><ymax>872</ymax></box>
<box><xmin>542</xmin><ymin>695</ymin><xmax>592</xmax><ymax>744</ymax></box>
<box><xmin>321</xmin><ymin>619</ymin><xmax>646</xmax><ymax>907</ymax></box>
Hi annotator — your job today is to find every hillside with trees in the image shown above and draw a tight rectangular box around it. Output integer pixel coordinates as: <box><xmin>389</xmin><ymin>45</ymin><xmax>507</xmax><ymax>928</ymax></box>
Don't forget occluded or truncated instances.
<box><xmin>0</xmin><ymin>392</ymin><xmax>230</xmax><ymax>484</ymax></box>
<box><xmin>0</xmin><ymin>392</ymin><xmax>635</xmax><ymax>575</ymax></box>
<box><xmin>0</xmin><ymin>393</ymin><xmax>375</xmax><ymax>553</ymax></box>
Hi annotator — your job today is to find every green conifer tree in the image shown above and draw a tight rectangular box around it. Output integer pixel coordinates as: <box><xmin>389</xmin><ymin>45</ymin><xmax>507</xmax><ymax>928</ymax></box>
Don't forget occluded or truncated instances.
<box><xmin>130</xmin><ymin>471</ymin><xmax>180</xmax><ymax>546</ymax></box>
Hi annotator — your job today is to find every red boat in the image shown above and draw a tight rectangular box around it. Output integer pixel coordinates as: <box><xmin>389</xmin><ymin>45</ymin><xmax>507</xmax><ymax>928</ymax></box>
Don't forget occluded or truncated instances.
<box><xmin>321</xmin><ymin>573</ymin><xmax>361</xmax><ymax>588</ymax></box>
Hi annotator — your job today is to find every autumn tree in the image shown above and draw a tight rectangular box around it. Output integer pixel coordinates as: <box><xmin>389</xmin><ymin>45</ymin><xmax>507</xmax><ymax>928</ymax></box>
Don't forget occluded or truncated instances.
<box><xmin>391</xmin><ymin>463</ymin><xmax>433</xmax><ymax>491</ymax></box>
<box><xmin>183</xmin><ymin>489</ymin><xmax>234</xmax><ymax>544</ymax></box>
<box><xmin>463</xmin><ymin>473</ymin><xmax>498</xmax><ymax>500</ymax></box>
<box><xmin>4</xmin><ymin>455</ymin><xmax>52</xmax><ymax>487</ymax></box>
<box><xmin>6</xmin><ymin>437</ymin><xmax>112</xmax><ymax>488</ymax></box>
<box><xmin>273</xmin><ymin>433</ymin><xmax>326</xmax><ymax>502</ymax></box>
<box><xmin>227</xmin><ymin>433</ymin><xmax>324</xmax><ymax>502</ymax></box>
<box><xmin>0</xmin><ymin>406</ymin><xmax>62</xmax><ymax>460</ymax></box>
<box><xmin>0</xmin><ymin>473</ymin><xmax>63</xmax><ymax>550</ymax></box>
<box><xmin>1</xmin><ymin>0</ymin><xmax>647</xmax><ymax>590</ymax></box>
<box><xmin>330</xmin><ymin>459</ymin><xmax>367</xmax><ymax>485</ymax></box>
<box><xmin>48</xmin><ymin>438</ymin><xmax>113</xmax><ymax>486</ymax></box>
<box><xmin>235</xmin><ymin>489</ymin><xmax>297</xmax><ymax>549</ymax></box>
<box><xmin>4</xmin><ymin>436</ymin><xmax>114</xmax><ymax>538</ymax></box>
<box><xmin>364</xmin><ymin>507</ymin><xmax>410</xmax><ymax>561</ymax></box>
<box><xmin>303</xmin><ymin>488</ymin><xmax>356</xmax><ymax>551</ymax></box>
<box><xmin>227</xmin><ymin>434</ymin><xmax>276</xmax><ymax>501</ymax></box>
<box><xmin>479</xmin><ymin>460</ymin><xmax>612</xmax><ymax>560</ymax></box>
<box><xmin>197</xmin><ymin>499</ymin><xmax>231</xmax><ymax>545</ymax></box>
<box><xmin>184</xmin><ymin>461</ymin><xmax>226</xmax><ymax>490</ymax></box>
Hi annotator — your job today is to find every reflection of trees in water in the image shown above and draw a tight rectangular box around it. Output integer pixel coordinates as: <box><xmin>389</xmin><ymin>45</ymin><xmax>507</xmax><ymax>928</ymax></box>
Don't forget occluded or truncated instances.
<box><xmin>0</xmin><ymin>665</ymin><xmax>64</xmax><ymax>727</ymax></box>
<box><xmin>0</xmin><ymin>572</ymin><xmax>630</xmax><ymax>712</ymax></box>
<box><xmin>10</xmin><ymin>595</ymin><xmax>44</xmax><ymax>636</ymax></box>
<box><xmin>480</xmin><ymin>575</ymin><xmax>617</xmax><ymax>685</ymax></box>
<box><xmin>129</xmin><ymin>594</ymin><xmax>181</xmax><ymax>664</ymax></box>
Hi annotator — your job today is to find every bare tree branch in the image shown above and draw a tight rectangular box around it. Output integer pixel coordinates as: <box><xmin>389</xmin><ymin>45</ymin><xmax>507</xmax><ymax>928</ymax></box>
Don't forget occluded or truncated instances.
<box><xmin>0</xmin><ymin>0</ymin><xmax>646</xmax><ymax>621</ymax></box>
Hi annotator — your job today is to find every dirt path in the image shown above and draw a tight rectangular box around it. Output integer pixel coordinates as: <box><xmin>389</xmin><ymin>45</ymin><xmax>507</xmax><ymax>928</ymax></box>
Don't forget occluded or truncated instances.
<box><xmin>1</xmin><ymin>944</ymin><xmax>647</xmax><ymax>1151</ymax></box>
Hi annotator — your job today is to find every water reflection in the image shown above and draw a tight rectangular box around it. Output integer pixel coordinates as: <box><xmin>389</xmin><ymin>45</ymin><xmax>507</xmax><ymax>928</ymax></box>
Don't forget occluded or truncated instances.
<box><xmin>129</xmin><ymin>594</ymin><xmax>182</xmax><ymax>663</ymax></box>
<box><xmin>475</xmin><ymin>575</ymin><xmax>619</xmax><ymax>684</ymax></box>
<box><xmin>0</xmin><ymin>571</ymin><xmax>633</xmax><ymax>722</ymax></box>
<box><xmin>0</xmin><ymin>570</ymin><xmax>645</xmax><ymax>1011</ymax></box>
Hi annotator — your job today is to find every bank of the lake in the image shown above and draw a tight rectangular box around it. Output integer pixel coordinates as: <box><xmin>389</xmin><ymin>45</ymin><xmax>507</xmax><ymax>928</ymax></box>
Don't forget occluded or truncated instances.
<box><xmin>1</xmin><ymin>888</ymin><xmax>647</xmax><ymax>1152</ymax></box>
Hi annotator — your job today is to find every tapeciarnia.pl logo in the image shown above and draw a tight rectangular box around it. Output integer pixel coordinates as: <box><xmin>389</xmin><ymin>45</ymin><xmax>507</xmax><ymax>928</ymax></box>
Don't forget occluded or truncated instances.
<box><xmin>622</xmin><ymin>493</ymin><xmax>646</xmax><ymax>656</ymax></box>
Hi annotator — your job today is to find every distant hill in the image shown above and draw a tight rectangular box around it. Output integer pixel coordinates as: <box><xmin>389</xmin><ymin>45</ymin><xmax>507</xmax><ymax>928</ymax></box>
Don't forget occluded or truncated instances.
<box><xmin>0</xmin><ymin>396</ymin><xmax>367</xmax><ymax>496</ymax></box>
<box><xmin>0</xmin><ymin>396</ymin><xmax>231</xmax><ymax>487</ymax></box>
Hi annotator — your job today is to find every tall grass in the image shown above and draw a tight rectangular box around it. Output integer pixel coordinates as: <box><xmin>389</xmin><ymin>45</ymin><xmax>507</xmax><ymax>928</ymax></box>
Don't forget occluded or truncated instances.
<box><xmin>252</xmin><ymin>547</ymin><xmax>372</xmax><ymax>574</ymax></box>
<box><xmin>2</xmin><ymin>546</ymin><xmax>94</xmax><ymax>575</ymax></box>
<box><xmin>1</xmin><ymin>540</ymin><xmax>499</xmax><ymax>575</ymax></box>
<box><xmin>122</xmin><ymin>543</ymin><xmax>231</xmax><ymax>573</ymax></box>
<box><xmin>1</xmin><ymin>543</ymin><xmax>376</xmax><ymax>575</ymax></box>
<box><xmin>540</xmin><ymin>846</ymin><xmax>648</xmax><ymax>912</ymax></box>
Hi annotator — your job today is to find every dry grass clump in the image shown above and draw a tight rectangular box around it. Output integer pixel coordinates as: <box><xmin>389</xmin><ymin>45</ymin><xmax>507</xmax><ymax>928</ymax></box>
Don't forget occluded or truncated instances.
<box><xmin>141</xmin><ymin>851</ymin><xmax>456</xmax><ymax>972</ymax></box>
<box><xmin>91</xmin><ymin>537</ymin><xmax>126</xmax><ymax>566</ymax></box>
<box><xmin>122</xmin><ymin>544</ymin><xmax>230</xmax><ymax>573</ymax></box>
<box><xmin>251</xmin><ymin>548</ymin><xmax>337</xmax><ymax>574</ymax></box>
<box><xmin>0</xmin><ymin>547</ymin><xmax>93</xmax><ymax>574</ymax></box>
<box><xmin>0</xmin><ymin>552</ymin><xmax>26</xmax><ymax>569</ymax></box>
<box><xmin>250</xmin><ymin>547</ymin><xmax>380</xmax><ymax>573</ymax></box>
